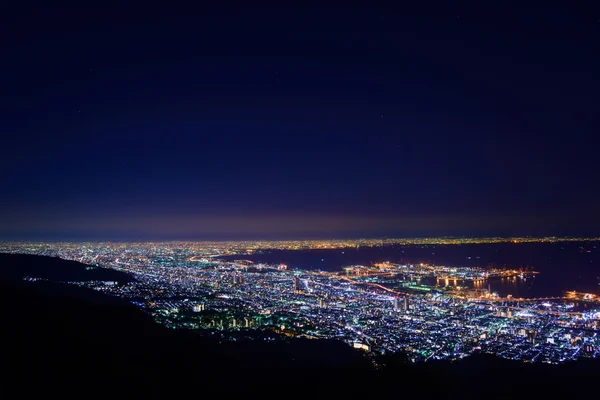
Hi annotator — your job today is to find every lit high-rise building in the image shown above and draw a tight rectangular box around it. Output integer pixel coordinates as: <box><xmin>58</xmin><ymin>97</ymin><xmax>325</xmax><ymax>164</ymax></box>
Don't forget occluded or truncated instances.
<box><xmin>193</xmin><ymin>304</ymin><xmax>204</xmax><ymax>312</ymax></box>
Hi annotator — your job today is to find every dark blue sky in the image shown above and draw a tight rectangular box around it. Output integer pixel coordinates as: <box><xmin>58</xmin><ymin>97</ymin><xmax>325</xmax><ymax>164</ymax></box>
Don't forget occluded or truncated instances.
<box><xmin>1</xmin><ymin>3</ymin><xmax>599</xmax><ymax>240</ymax></box>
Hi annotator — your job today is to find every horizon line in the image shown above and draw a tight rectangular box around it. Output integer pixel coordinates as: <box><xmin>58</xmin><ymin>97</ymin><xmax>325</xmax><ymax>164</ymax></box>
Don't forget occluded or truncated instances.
<box><xmin>1</xmin><ymin>235</ymin><xmax>599</xmax><ymax>244</ymax></box>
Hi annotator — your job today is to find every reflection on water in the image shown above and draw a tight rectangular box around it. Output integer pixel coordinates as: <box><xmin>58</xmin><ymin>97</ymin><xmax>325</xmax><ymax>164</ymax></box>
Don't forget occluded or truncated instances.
<box><xmin>219</xmin><ymin>241</ymin><xmax>600</xmax><ymax>298</ymax></box>
<box><xmin>426</xmin><ymin>275</ymin><xmax>537</xmax><ymax>298</ymax></box>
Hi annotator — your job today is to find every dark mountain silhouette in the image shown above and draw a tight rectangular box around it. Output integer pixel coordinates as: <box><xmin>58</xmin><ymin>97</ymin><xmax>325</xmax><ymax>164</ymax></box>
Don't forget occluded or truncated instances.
<box><xmin>0</xmin><ymin>253</ymin><xmax>598</xmax><ymax>398</ymax></box>
<box><xmin>0</xmin><ymin>253</ymin><xmax>134</xmax><ymax>282</ymax></box>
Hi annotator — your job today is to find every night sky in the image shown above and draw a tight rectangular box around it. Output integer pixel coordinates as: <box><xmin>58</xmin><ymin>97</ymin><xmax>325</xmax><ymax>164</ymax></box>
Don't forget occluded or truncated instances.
<box><xmin>1</xmin><ymin>3</ymin><xmax>599</xmax><ymax>240</ymax></box>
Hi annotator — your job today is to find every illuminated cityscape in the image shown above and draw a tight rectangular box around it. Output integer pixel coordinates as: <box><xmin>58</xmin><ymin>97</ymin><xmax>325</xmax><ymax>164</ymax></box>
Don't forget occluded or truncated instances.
<box><xmin>2</xmin><ymin>238</ymin><xmax>599</xmax><ymax>365</ymax></box>
<box><xmin>3</xmin><ymin>3</ymin><xmax>600</xmax><ymax>395</ymax></box>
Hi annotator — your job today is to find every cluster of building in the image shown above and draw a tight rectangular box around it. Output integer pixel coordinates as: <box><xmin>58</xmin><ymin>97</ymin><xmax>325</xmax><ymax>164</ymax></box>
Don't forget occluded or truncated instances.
<box><xmin>1</xmin><ymin>240</ymin><xmax>599</xmax><ymax>364</ymax></box>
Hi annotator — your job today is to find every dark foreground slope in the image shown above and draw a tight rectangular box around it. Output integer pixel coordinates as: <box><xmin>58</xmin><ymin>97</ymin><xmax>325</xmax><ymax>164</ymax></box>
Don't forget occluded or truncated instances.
<box><xmin>0</xmin><ymin>254</ymin><xmax>372</xmax><ymax>396</ymax></box>
<box><xmin>0</xmin><ymin>253</ymin><xmax>598</xmax><ymax>398</ymax></box>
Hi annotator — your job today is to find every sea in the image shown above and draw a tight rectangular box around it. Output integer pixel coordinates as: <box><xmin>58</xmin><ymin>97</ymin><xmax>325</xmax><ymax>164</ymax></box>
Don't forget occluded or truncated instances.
<box><xmin>219</xmin><ymin>241</ymin><xmax>600</xmax><ymax>298</ymax></box>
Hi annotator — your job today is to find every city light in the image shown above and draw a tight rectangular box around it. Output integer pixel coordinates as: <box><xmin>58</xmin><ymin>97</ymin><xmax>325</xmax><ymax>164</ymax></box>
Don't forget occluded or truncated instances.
<box><xmin>1</xmin><ymin>238</ymin><xmax>599</xmax><ymax>364</ymax></box>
